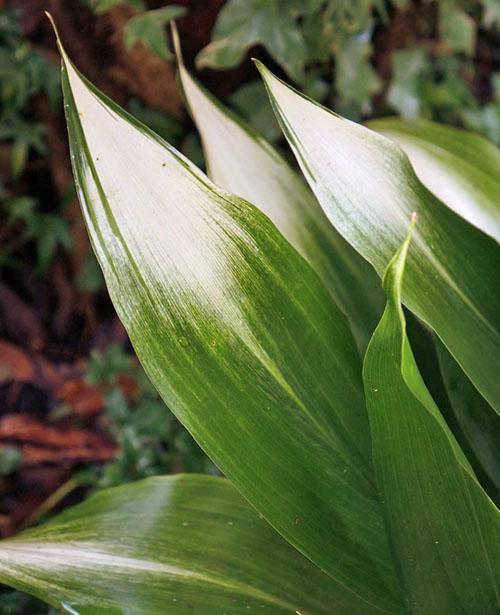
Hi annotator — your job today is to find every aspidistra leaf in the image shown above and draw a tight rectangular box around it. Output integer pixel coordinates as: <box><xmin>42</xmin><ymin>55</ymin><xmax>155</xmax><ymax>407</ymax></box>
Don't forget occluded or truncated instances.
<box><xmin>0</xmin><ymin>475</ymin><xmax>353</xmax><ymax>613</ymax></box>
<box><xmin>363</xmin><ymin>217</ymin><xmax>500</xmax><ymax>613</ymax></box>
<box><xmin>434</xmin><ymin>338</ymin><xmax>500</xmax><ymax>503</ymax></box>
<box><xmin>258</xmin><ymin>63</ymin><xmax>500</xmax><ymax>412</ymax></box>
<box><xmin>54</xmin><ymin>26</ymin><xmax>402</xmax><ymax>613</ymax></box>
<box><xmin>367</xmin><ymin>118</ymin><xmax>500</xmax><ymax>241</ymax></box>
<box><xmin>174</xmin><ymin>27</ymin><xmax>384</xmax><ymax>351</ymax></box>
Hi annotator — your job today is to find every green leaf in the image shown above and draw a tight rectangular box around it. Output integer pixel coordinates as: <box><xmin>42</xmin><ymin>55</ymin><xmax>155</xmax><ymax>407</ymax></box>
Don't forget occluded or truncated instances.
<box><xmin>55</xmin><ymin>29</ymin><xmax>402</xmax><ymax>612</ymax></box>
<box><xmin>366</xmin><ymin>118</ymin><xmax>500</xmax><ymax>241</ymax></box>
<box><xmin>440</xmin><ymin>4</ymin><xmax>475</xmax><ymax>54</ymax></box>
<box><xmin>30</xmin><ymin>213</ymin><xmax>73</xmax><ymax>273</ymax></box>
<box><xmin>0</xmin><ymin>475</ymin><xmax>354</xmax><ymax>613</ymax></box>
<box><xmin>463</xmin><ymin>73</ymin><xmax>500</xmax><ymax>146</ymax></box>
<box><xmin>90</xmin><ymin>0</ymin><xmax>144</xmax><ymax>16</ymax></box>
<box><xmin>11</xmin><ymin>140</ymin><xmax>28</xmax><ymax>179</ymax></box>
<box><xmin>257</xmin><ymin>63</ymin><xmax>500</xmax><ymax>412</ymax></box>
<box><xmin>123</xmin><ymin>7</ymin><xmax>186</xmax><ymax>59</ymax></box>
<box><xmin>363</xmin><ymin>216</ymin><xmax>500</xmax><ymax>613</ymax></box>
<box><xmin>335</xmin><ymin>34</ymin><xmax>382</xmax><ymax>119</ymax></box>
<box><xmin>0</xmin><ymin>446</ymin><xmax>22</xmax><ymax>475</ymax></box>
<box><xmin>386</xmin><ymin>48</ymin><xmax>429</xmax><ymax>118</ymax></box>
<box><xmin>229</xmin><ymin>80</ymin><xmax>281</xmax><ymax>143</ymax></box>
<box><xmin>195</xmin><ymin>0</ymin><xmax>308</xmax><ymax>83</ymax></box>
<box><xmin>175</xmin><ymin>35</ymin><xmax>384</xmax><ymax>351</ymax></box>
<box><xmin>483</xmin><ymin>0</ymin><xmax>500</xmax><ymax>28</ymax></box>
<box><xmin>435</xmin><ymin>338</ymin><xmax>500</xmax><ymax>503</ymax></box>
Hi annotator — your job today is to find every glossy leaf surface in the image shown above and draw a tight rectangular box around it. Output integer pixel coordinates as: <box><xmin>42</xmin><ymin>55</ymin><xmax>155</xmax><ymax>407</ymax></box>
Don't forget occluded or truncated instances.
<box><xmin>363</xmin><ymin>218</ymin><xmax>500</xmax><ymax>614</ymax></box>
<box><xmin>367</xmin><ymin>118</ymin><xmax>500</xmax><ymax>241</ymax></box>
<box><xmin>435</xmin><ymin>338</ymin><xmax>500</xmax><ymax>503</ymax></box>
<box><xmin>0</xmin><ymin>475</ymin><xmax>354</xmax><ymax>613</ymax></box>
<box><xmin>56</xmin><ymin>30</ymin><xmax>401</xmax><ymax>612</ymax></box>
<box><xmin>258</xmin><ymin>63</ymin><xmax>500</xmax><ymax>412</ymax></box>
<box><xmin>175</xmin><ymin>30</ymin><xmax>384</xmax><ymax>350</ymax></box>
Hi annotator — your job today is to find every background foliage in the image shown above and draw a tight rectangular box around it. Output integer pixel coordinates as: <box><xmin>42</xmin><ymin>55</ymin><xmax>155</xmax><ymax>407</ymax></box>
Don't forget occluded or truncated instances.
<box><xmin>0</xmin><ymin>0</ymin><xmax>498</xmax><ymax>611</ymax></box>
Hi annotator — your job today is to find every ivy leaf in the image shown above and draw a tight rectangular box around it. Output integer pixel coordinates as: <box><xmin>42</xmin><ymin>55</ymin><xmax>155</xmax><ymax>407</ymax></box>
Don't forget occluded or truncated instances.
<box><xmin>124</xmin><ymin>6</ymin><xmax>186</xmax><ymax>60</ymax></box>
<box><xmin>196</xmin><ymin>0</ymin><xmax>308</xmax><ymax>83</ymax></box>
<box><xmin>335</xmin><ymin>34</ymin><xmax>382</xmax><ymax>119</ymax></box>
<box><xmin>440</xmin><ymin>4</ymin><xmax>475</xmax><ymax>55</ymax></box>
<box><xmin>463</xmin><ymin>73</ymin><xmax>500</xmax><ymax>146</ymax></box>
<box><xmin>89</xmin><ymin>0</ymin><xmax>144</xmax><ymax>15</ymax></box>
<box><xmin>387</xmin><ymin>48</ymin><xmax>429</xmax><ymax>118</ymax></box>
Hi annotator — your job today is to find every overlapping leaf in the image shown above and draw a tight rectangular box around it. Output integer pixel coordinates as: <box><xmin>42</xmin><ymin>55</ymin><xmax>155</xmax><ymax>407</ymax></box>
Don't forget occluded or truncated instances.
<box><xmin>435</xmin><ymin>338</ymin><xmax>500</xmax><ymax>503</ymax></box>
<box><xmin>54</xmin><ymin>25</ymin><xmax>402</xmax><ymax>613</ymax></box>
<box><xmin>0</xmin><ymin>475</ymin><xmax>353</xmax><ymax>613</ymax></box>
<box><xmin>367</xmin><ymin>118</ymin><xmax>500</xmax><ymax>241</ymax></box>
<box><xmin>258</xmin><ymin>63</ymin><xmax>500</xmax><ymax>411</ymax></box>
<box><xmin>174</xmin><ymin>26</ymin><xmax>383</xmax><ymax>351</ymax></box>
<box><xmin>363</xmin><ymin>218</ymin><xmax>500</xmax><ymax>613</ymax></box>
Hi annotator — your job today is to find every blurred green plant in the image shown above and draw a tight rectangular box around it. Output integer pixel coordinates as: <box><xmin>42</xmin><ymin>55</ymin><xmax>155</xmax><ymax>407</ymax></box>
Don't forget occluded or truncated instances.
<box><xmin>0</xmin><ymin>191</ymin><xmax>72</xmax><ymax>274</ymax></box>
<box><xmin>123</xmin><ymin>6</ymin><xmax>186</xmax><ymax>59</ymax></box>
<box><xmin>0</xmin><ymin>9</ymin><xmax>71</xmax><ymax>274</ymax></box>
<box><xmin>196</xmin><ymin>0</ymin><xmax>387</xmax><ymax>120</ymax></box>
<box><xmin>197</xmin><ymin>0</ymin><xmax>500</xmax><ymax>144</ymax></box>
<box><xmin>0</xmin><ymin>446</ymin><xmax>22</xmax><ymax>476</ymax></box>
<box><xmin>84</xmin><ymin>345</ymin><xmax>214</xmax><ymax>488</ymax></box>
<box><xmin>0</xmin><ymin>9</ymin><xmax>60</xmax><ymax>179</ymax></box>
<box><xmin>83</xmin><ymin>0</ymin><xmax>186</xmax><ymax>59</ymax></box>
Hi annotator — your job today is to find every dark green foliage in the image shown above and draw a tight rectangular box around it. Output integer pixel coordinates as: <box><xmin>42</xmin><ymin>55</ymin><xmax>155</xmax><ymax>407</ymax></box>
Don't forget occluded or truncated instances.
<box><xmin>199</xmin><ymin>0</ymin><xmax>500</xmax><ymax>141</ymax></box>
<box><xmin>0</xmin><ymin>9</ymin><xmax>60</xmax><ymax>178</ymax></box>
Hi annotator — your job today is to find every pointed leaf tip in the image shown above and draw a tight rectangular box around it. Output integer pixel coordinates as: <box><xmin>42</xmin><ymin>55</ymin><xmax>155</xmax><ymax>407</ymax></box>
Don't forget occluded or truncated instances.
<box><xmin>59</xmin><ymin>44</ymin><xmax>400</xmax><ymax>611</ymax></box>
<box><xmin>170</xmin><ymin>20</ymin><xmax>182</xmax><ymax>62</ymax></box>
<box><xmin>381</xmin><ymin>213</ymin><xmax>417</xmax><ymax>302</ymax></box>
<box><xmin>260</xmin><ymin>66</ymin><xmax>500</xmax><ymax>410</ymax></box>
<box><xmin>44</xmin><ymin>11</ymin><xmax>70</xmax><ymax>65</ymax></box>
<box><xmin>363</xmin><ymin>218</ymin><xmax>499</xmax><ymax>615</ymax></box>
<box><xmin>252</xmin><ymin>58</ymin><xmax>268</xmax><ymax>75</ymax></box>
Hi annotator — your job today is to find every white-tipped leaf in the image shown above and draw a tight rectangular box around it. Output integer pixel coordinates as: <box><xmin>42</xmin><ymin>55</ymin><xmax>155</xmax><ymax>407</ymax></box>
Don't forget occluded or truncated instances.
<box><xmin>367</xmin><ymin>118</ymin><xmax>500</xmax><ymax>241</ymax></box>
<box><xmin>258</xmin><ymin>63</ymin><xmax>500</xmax><ymax>412</ymax></box>
<box><xmin>173</xmin><ymin>26</ymin><xmax>383</xmax><ymax>350</ymax></box>
<box><xmin>56</xmin><ymin>28</ymin><xmax>403</xmax><ymax>613</ymax></box>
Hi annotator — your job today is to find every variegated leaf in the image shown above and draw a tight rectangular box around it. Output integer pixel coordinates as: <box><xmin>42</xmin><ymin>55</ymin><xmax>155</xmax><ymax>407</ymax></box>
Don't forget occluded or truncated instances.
<box><xmin>367</xmin><ymin>118</ymin><xmax>500</xmax><ymax>241</ymax></box>
<box><xmin>53</xmin><ymin>22</ymin><xmax>402</xmax><ymax>613</ymax></box>
<box><xmin>174</xmin><ymin>25</ymin><xmax>384</xmax><ymax>351</ymax></box>
<box><xmin>258</xmin><ymin>63</ymin><xmax>500</xmax><ymax>412</ymax></box>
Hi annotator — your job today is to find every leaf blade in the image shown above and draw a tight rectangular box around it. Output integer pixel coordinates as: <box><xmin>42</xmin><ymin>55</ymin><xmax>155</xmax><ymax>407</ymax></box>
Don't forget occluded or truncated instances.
<box><xmin>367</xmin><ymin>118</ymin><xmax>500</xmax><ymax>241</ymax></box>
<box><xmin>434</xmin><ymin>338</ymin><xmax>500</xmax><ymax>503</ymax></box>
<box><xmin>257</xmin><ymin>63</ymin><xmax>500</xmax><ymax>412</ymax></box>
<box><xmin>174</xmin><ymin>31</ymin><xmax>384</xmax><ymax>351</ymax></box>
<box><xmin>0</xmin><ymin>475</ymin><xmax>357</xmax><ymax>614</ymax></box>
<box><xmin>56</xmin><ymin>32</ymin><xmax>402</xmax><ymax>612</ymax></box>
<box><xmin>363</xmin><ymin>217</ymin><xmax>500</xmax><ymax>613</ymax></box>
